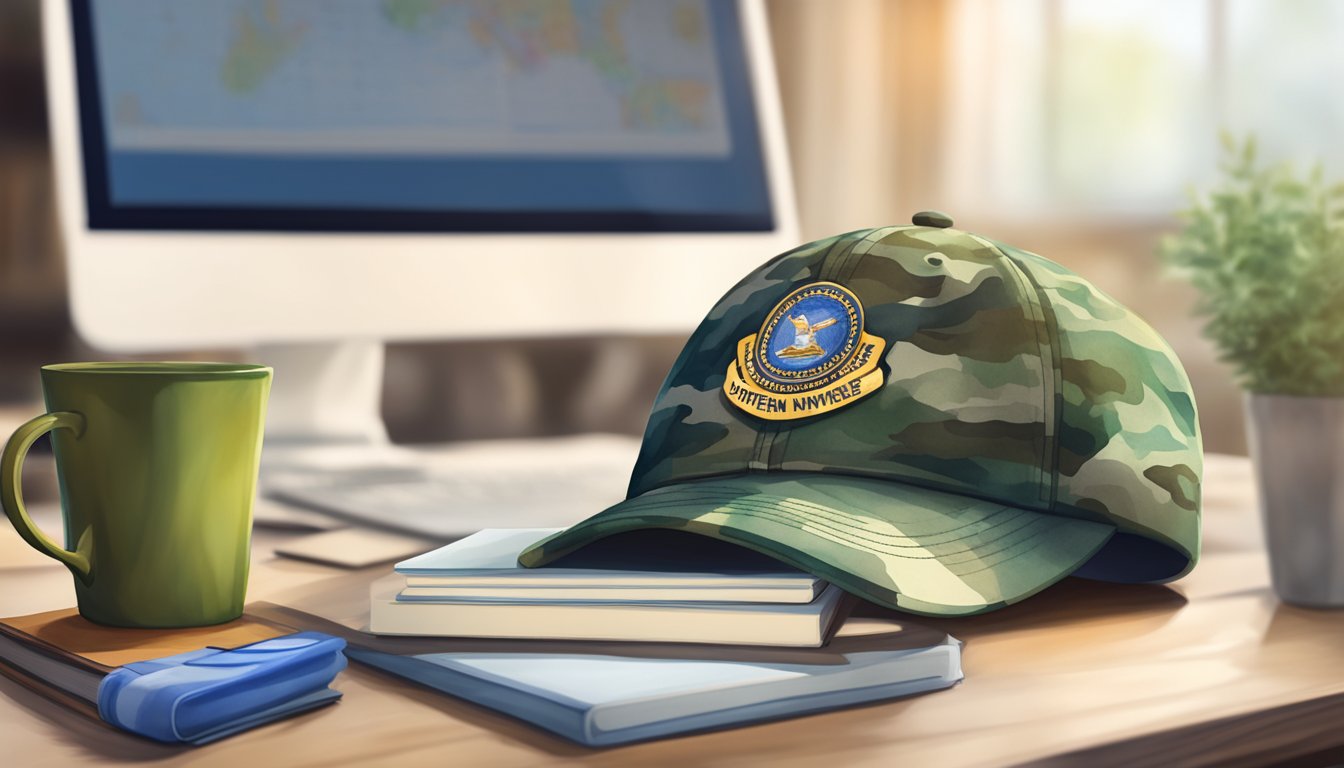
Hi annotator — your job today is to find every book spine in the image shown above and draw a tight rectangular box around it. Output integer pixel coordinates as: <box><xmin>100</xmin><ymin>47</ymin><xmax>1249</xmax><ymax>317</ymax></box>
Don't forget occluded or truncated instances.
<box><xmin>396</xmin><ymin>586</ymin><xmax>817</xmax><ymax>603</ymax></box>
<box><xmin>0</xmin><ymin>652</ymin><xmax>102</xmax><ymax>720</ymax></box>
<box><xmin>368</xmin><ymin>599</ymin><xmax>824</xmax><ymax>647</ymax></box>
<box><xmin>401</xmin><ymin>575</ymin><xmax>817</xmax><ymax>589</ymax></box>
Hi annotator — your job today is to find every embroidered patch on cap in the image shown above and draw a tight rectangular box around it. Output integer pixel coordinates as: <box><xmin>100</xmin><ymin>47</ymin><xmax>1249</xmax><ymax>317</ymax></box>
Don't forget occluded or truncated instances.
<box><xmin>723</xmin><ymin>282</ymin><xmax>886</xmax><ymax>420</ymax></box>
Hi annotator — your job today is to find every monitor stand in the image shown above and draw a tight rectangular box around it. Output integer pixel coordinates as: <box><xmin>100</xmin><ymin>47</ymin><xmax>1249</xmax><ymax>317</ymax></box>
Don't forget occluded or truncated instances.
<box><xmin>256</xmin><ymin>340</ymin><xmax>389</xmax><ymax>450</ymax></box>
<box><xmin>249</xmin><ymin>339</ymin><xmax>417</xmax><ymax>490</ymax></box>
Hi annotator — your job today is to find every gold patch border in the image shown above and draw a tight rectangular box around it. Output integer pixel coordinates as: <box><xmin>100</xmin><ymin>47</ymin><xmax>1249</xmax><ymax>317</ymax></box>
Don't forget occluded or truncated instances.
<box><xmin>723</xmin><ymin>332</ymin><xmax>887</xmax><ymax>421</ymax></box>
<box><xmin>753</xmin><ymin>282</ymin><xmax>865</xmax><ymax>384</ymax></box>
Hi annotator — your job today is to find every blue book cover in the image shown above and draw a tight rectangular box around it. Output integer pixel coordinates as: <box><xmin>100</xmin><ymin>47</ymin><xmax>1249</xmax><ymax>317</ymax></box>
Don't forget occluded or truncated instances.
<box><xmin>346</xmin><ymin>623</ymin><xmax>961</xmax><ymax>747</ymax></box>
<box><xmin>98</xmin><ymin>632</ymin><xmax>348</xmax><ymax>744</ymax></box>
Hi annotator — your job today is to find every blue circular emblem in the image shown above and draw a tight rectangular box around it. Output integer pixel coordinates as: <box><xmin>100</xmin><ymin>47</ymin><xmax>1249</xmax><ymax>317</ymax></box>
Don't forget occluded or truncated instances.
<box><xmin>752</xmin><ymin>282</ymin><xmax>865</xmax><ymax>388</ymax></box>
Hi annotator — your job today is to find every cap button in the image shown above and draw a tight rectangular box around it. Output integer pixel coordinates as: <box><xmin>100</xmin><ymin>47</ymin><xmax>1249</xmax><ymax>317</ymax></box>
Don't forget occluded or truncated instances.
<box><xmin>912</xmin><ymin>211</ymin><xmax>954</xmax><ymax>228</ymax></box>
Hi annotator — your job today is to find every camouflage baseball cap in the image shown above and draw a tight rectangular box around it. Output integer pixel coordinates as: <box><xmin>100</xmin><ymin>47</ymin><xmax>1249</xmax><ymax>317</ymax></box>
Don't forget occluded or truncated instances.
<box><xmin>520</xmin><ymin>213</ymin><xmax>1202</xmax><ymax>616</ymax></box>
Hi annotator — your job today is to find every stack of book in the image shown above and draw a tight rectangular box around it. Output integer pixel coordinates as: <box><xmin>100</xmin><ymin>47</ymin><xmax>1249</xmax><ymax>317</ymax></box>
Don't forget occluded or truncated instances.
<box><xmin>370</xmin><ymin>528</ymin><xmax>846</xmax><ymax>646</ymax></box>
<box><xmin>357</xmin><ymin>528</ymin><xmax>964</xmax><ymax>746</ymax></box>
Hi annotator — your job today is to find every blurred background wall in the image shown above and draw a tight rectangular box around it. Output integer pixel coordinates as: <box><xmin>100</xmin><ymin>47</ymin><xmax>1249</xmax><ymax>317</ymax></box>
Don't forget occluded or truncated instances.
<box><xmin>5</xmin><ymin>0</ymin><xmax>1343</xmax><ymax>455</ymax></box>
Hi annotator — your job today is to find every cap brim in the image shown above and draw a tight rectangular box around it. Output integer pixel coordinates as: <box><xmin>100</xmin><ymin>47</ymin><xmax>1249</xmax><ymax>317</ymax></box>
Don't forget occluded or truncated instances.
<box><xmin>519</xmin><ymin>473</ymin><xmax>1115</xmax><ymax>617</ymax></box>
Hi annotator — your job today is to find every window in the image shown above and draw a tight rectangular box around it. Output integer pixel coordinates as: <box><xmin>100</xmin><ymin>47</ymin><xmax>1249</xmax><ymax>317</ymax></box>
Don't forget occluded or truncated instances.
<box><xmin>946</xmin><ymin>0</ymin><xmax>1344</xmax><ymax>219</ymax></box>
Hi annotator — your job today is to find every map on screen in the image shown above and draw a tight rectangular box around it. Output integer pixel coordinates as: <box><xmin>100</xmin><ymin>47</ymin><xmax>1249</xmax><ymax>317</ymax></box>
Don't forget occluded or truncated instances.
<box><xmin>93</xmin><ymin>0</ymin><xmax>730</xmax><ymax>156</ymax></box>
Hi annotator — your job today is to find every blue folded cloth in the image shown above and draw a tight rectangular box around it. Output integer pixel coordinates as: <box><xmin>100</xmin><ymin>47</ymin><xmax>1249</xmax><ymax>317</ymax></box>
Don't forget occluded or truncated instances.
<box><xmin>98</xmin><ymin>631</ymin><xmax>347</xmax><ymax>744</ymax></box>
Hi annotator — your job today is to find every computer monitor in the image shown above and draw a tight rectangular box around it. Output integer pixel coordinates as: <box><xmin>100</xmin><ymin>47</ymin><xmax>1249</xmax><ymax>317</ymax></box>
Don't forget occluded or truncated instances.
<box><xmin>43</xmin><ymin>0</ymin><xmax>797</xmax><ymax>444</ymax></box>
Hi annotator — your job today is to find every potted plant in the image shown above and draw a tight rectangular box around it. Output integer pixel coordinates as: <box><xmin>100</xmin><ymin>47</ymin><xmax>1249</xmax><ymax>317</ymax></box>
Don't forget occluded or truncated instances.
<box><xmin>1162</xmin><ymin>135</ymin><xmax>1344</xmax><ymax>607</ymax></box>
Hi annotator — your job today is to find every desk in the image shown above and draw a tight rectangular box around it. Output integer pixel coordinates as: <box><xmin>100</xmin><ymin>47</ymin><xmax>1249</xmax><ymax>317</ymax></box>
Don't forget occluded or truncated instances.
<box><xmin>1</xmin><ymin>454</ymin><xmax>1341</xmax><ymax>768</ymax></box>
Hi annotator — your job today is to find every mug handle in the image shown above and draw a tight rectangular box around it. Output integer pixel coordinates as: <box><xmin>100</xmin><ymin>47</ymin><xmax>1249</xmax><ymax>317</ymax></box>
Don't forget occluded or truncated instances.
<box><xmin>1</xmin><ymin>412</ymin><xmax>92</xmax><ymax>581</ymax></box>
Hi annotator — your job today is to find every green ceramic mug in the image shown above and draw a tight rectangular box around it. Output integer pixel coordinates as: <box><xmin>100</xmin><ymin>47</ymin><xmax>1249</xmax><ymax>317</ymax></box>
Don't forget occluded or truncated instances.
<box><xmin>0</xmin><ymin>363</ymin><xmax>272</xmax><ymax>628</ymax></box>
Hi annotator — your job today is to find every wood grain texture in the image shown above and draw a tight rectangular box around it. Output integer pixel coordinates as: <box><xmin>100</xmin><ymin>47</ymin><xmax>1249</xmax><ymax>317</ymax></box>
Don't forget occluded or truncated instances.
<box><xmin>0</xmin><ymin>454</ymin><xmax>1338</xmax><ymax>767</ymax></box>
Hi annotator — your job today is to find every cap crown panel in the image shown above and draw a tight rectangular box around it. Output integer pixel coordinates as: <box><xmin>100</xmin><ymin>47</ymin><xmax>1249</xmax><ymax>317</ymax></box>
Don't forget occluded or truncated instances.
<box><xmin>995</xmin><ymin>242</ymin><xmax>1202</xmax><ymax>561</ymax></box>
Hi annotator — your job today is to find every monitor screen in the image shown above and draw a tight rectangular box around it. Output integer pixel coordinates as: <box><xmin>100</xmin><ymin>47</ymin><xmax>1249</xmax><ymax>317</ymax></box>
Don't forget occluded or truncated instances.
<box><xmin>71</xmin><ymin>0</ymin><xmax>773</xmax><ymax>232</ymax></box>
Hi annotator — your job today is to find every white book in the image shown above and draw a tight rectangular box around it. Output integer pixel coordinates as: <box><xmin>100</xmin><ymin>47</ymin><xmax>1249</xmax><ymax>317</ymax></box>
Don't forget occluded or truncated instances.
<box><xmin>395</xmin><ymin>528</ymin><xmax>823</xmax><ymax>602</ymax></box>
<box><xmin>397</xmin><ymin>583</ymin><xmax>822</xmax><ymax>603</ymax></box>
<box><xmin>369</xmin><ymin>580</ymin><xmax>847</xmax><ymax>647</ymax></box>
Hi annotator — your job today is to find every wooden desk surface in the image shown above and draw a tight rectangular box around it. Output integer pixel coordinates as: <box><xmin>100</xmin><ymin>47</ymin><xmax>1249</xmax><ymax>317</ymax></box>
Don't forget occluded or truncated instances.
<box><xmin>1</xmin><ymin>454</ymin><xmax>1340</xmax><ymax>768</ymax></box>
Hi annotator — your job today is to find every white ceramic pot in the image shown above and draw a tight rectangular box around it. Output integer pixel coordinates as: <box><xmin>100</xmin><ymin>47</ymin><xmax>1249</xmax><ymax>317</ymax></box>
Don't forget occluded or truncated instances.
<box><xmin>1246</xmin><ymin>392</ymin><xmax>1344</xmax><ymax>607</ymax></box>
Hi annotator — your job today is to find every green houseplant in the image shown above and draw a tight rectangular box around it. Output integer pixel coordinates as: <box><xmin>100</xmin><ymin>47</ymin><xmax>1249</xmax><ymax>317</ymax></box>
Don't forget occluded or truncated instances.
<box><xmin>1162</xmin><ymin>135</ymin><xmax>1344</xmax><ymax>606</ymax></box>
